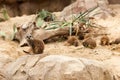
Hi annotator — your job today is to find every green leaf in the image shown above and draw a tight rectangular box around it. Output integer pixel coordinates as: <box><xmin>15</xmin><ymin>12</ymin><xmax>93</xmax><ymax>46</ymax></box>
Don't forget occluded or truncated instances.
<box><xmin>13</xmin><ymin>24</ymin><xmax>17</xmax><ymax>33</ymax></box>
<box><xmin>2</xmin><ymin>8</ymin><xmax>9</xmax><ymax>20</ymax></box>
<box><xmin>45</xmin><ymin>22</ymin><xmax>60</xmax><ymax>30</ymax></box>
<box><xmin>45</xmin><ymin>26</ymin><xmax>59</xmax><ymax>30</ymax></box>
<box><xmin>36</xmin><ymin>9</ymin><xmax>54</xmax><ymax>21</ymax></box>
<box><xmin>72</xmin><ymin>6</ymin><xmax>98</xmax><ymax>23</ymax></box>
<box><xmin>38</xmin><ymin>9</ymin><xmax>48</xmax><ymax>19</ymax></box>
<box><xmin>36</xmin><ymin>18</ymin><xmax>44</xmax><ymax>27</ymax></box>
<box><xmin>10</xmin><ymin>33</ymin><xmax>15</xmax><ymax>40</ymax></box>
<box><xmin>61</xmin><ymin>22</ymin><xmax>70</xmax><ymax>28</ymax></box>
<box><xmin>10</xmin><ymin>24</ymin><xmax>18</xmax><ymax>40</ymax></box>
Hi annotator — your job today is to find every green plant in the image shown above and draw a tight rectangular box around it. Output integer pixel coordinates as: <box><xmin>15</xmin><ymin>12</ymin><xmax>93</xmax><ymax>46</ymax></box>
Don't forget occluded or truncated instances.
<box><xmin>11</xmin><ymin>24</ymin><xmax>17</xmax><ymax>40</ymax></box>
<box><xmin>72</xmin><ymin>6</ymin><xmax>98</xmax><ymax>23</ymax></box>
<box><xmin>49</xmin><ymin>6</ymin><xmax>98</xmax><ymax>30</ymax></box>
<box><xmin>35</xmin><ymin>9</ymin><xmax>55</xmax><ymax>27</ymax></box>
<box><xmin>36</xmin><ymin>9</ymin><xmax>54</xmax><ymax>21</ymax></box>
<box><xmin>0</xmin><ymin>7</ymin><xmax>10</xmax><ymax>21</ymax></box>
<box><xmin>2</xmin><ymin>8</ymin><xmax>9</xmax><ymax>20</ymax></box>
<box><xmin>36</xmin><ymin>18</ymin><xmax>44</xmax><ymax>27</ymax></box>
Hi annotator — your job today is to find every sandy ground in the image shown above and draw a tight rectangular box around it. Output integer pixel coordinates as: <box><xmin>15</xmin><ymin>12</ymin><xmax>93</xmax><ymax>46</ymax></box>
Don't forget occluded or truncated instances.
<box><xmin>0</xmin><ymin>4</ymin><xmax>120</xmax><ymax>78</ymax></box>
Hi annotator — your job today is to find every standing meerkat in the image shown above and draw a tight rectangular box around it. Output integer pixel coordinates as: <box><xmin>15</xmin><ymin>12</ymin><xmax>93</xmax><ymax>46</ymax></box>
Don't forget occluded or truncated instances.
<box><xmin>23</xmin><ymin>34</ymin><xmax>45</xmax><ymax>54</ymax></box>
<box><xmin>100</xmin><ymin>35</ymin><xmax>110</xmax><ymax>46</ymax></box>
<box><xmin>82</xmin><ymin>37</ymin><xmax>96</xmax><ymax>49</ymax></box>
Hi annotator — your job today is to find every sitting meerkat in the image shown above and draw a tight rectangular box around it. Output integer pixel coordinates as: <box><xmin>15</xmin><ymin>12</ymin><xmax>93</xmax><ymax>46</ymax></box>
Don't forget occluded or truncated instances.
<box><xmin>82</xmin><ymin>37</ymin><xmax>96</xmax><ymax>49</ymax></box>
<box><xmin>78</xmin><ymin>32</ymin><xmax>85</xmax><ymax>40</ymax></box>
<box><xmin>100</xmin><ymin>35</ymin><xmax>110</xmax><ymax>46</ymax></box>
<box><xmin>23</xmin><ymin>34</ymin><xmax>45</xmax><ymax>54</ymax></box>
<box><xmin>64</xmin><ymin>36</ymin><xmax>79</xmax><ymax>47</ymax></box>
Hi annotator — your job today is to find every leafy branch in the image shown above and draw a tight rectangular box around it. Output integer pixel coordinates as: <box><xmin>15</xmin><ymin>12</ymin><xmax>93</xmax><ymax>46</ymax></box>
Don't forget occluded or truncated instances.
<box><xmin>35</xmin><ymin>6</ymin><xmax>98</xmax><ymax>31</ymax></box>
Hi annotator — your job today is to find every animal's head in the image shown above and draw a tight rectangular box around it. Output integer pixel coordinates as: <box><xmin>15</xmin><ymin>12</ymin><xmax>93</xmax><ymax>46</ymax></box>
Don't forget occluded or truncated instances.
<box><xmin>25</xmin><ymin>33</ymin><xmax>33</xmax><ymax>41</ymax></box>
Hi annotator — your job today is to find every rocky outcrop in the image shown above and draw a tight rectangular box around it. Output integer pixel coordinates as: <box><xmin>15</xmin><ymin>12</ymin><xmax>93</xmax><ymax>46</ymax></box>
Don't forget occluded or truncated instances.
<box><xmin>108</xmin><ymin>0</ymin><xmax>120</xmax><ymax>4</ymax></box>
<box><xmin>0</xmin><ymin>0</ymin><xmax>71</xmax><ymax>17</ymax></box>
<box><xmin>60</xmin><ymin>0</ymin><xmax>115</xmax><ymax>20</ymax></box>
<box><xmin>0</xmin><ymin>53</ymin><xmax>13</xmax><ymax>80</ymax></box>
<box><xmin>0</xmin><ymin>0</ymin><xmax>118</xmax><ymax>17</ymax></box>
<box><xmin>4</xmin><ymin>55</ymin><xmax>114</xmax><ymax>80</ymax></box>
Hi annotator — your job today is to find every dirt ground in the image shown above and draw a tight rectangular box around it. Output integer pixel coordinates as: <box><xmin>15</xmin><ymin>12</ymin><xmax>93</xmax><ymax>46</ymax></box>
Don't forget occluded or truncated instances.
<box><xmin>0</xmin><ymin>4</ymin><xmax>120</xmax><ymax>78</ymax></box>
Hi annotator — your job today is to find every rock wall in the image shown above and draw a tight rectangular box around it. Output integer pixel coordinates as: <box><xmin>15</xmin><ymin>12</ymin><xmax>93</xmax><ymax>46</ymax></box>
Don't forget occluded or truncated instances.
<box><xmin>0</xmin><ymin>0</ymin><xmax>119</xmax><ymax>17</ymax></box>
<box><xmin>4</xmin><ymin>55</ymin><xmax>114</xmax><ymax>80</ymax></box>
<box><xmin>60</xmin><ymin>0</ymin><xmax>115</xmax><ymax>20</ymax></box>
<box><xmin>108</xmin><ymin>0</ymin><xmax>120</xmax><ymax>4</ymax></box>
<box><xmin>0</xmin><ymin>0</ymin><xmax>71</xmax><ymax>17</ymax></box>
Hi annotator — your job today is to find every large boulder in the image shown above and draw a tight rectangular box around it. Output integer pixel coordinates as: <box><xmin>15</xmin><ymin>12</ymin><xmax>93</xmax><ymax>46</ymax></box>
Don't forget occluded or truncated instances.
<box><xmin>0</xmin><ymin>0</ymin><xmax>117</xmax><ymax>17</ymax></box>
<box><xmin>104</xmin><ymin>56</ymin><xmax>120</xmax><ymax>80</ymax></box>
<box><xmin>0</xmin><ymin>0</ymin><xmax>71</xmax><ymax>17</ymax></box>
<box><xmin>5</xmin><ymin>55</ymin><xmax>114</xmax><ymax>80</ymax></box>
<box><xmin>108</xmin><ymin>0</ymin><xmax>120</xmax><ymax>4</ymax></box>
<box><xmin>60</xmin><ymin>0</ymin><xmax>115</xmax><ymax>20</ymax></box>
<box><xmin>19</xmin><ymin>0</ymin><xmax>71</xmax><ymax>16</ymax></box>
<box><xmin>0</xmin><ymin>53</ymin><xmax>13</xmax><ymax>80</ymax></box>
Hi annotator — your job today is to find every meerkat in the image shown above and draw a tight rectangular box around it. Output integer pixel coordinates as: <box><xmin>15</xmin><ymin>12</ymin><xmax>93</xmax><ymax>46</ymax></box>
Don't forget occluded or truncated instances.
<box><xmin>100</xmin><ymin>35</ymin><xmax>110</xmax><ymax>46</ymax></box>
<box><xmin>82</xmin><ymin>37</ymin><xmax>96</xmax><ymax>49</ymax></box>
<box><xmin>78</xmin><ymin>32</ymin><xmax>85</xmax><ymax>40</ymax></box>
<box><xmin>64</xmin><ymin>36</ymin><xmax>79</xmax><ymax>47</ymax></box>
<box><xmin>110</xmin><ymin>37</ymin><xmax>120</xmax><ymax>45</ymax></box>
<box><xmin>23</xmin><ymin>34</ymin><xmax>45</xmax><ymax>54</ymax></box>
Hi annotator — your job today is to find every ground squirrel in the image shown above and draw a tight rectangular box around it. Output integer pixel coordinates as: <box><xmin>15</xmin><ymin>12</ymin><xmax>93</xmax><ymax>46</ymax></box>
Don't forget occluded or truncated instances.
<box><xmin>100</xmin><ymin>35</ymin><xmax>110</xmax><ymax>46</ymax></box>
<box><xmin>64</xmin><ymin>36</ymin><xmax>79</xmax><ymax>47</ymax></box>
<box><xmin>82</xmin><ymin>37</ymin><xmax>96</xmax><ymax>49</ymax></box>
<box><xmin>23</xmin><ymin>34</ymin><xmax>45</xmax><ymax>54</ymax></box>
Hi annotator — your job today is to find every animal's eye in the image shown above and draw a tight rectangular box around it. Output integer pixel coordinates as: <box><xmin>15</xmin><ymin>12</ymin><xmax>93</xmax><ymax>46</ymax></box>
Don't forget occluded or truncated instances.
<box><xmin>30</xmin><ymin>35</ymin><xmax>32</xmax><ymax>38</ymax></box>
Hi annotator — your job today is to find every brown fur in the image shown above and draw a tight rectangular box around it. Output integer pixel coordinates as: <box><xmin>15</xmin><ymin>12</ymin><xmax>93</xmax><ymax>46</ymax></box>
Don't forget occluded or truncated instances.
<box><xmin>78</xmin><ymin>32</ymin><xmax>85</xmax><ymax>40</ymax></box>
<box><xmin>100</xmin><ymin>35</ymin><xmax>110</xmax><ymax>46</ymax></box>
<box><xmin>64</xmin><ymin>36</ymin><xmax>79</xmax><ymax>47</ymax></box>
<box><xmin>24</xmin><ymin>34</ymin><xmax>45</xmax><ymax>54</ymax></box>
<box><xmin>82</xmin><ymin>38</ymin><xmax>96</xmax><ymax>49</ymax></box>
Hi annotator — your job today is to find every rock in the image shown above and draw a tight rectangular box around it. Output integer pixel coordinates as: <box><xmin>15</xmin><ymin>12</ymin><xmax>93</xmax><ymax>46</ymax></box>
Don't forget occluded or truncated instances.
<box><xmin>104</xmin><ymin>56</ymin><xmax>120</xmax><ymax>80</ymax></box>
<box><xmin>5</xmin><ymin>55</ymin><xmax>114</xmax><ymax>80</ymax></box>
<box><xmin>19</xmin><ymin>0</ymin><xmax>71</xmax><ymax>16</ymax></box>
<box><xmin>0</xmin><ymin>4</ymin><xmax>20</xmax><ymax>17</ymax></box>
<box><xmin>5</xmin><ymin>0</ymin><xmax>16</xmax><ymax>4</ymax></box>
<box><xmin>0</xmin><ymin>0</ymin><xmax>116</xmax><ymax>17</ymax></box>
<box><xmin>0</xmin><ymin>53</ymin><xmax>13</xmax><ymax>80</ymax></box>
<box><xmin>0</xmin><ymin>53</ymin><xmax>13</xmax><ymax>69</ymax></box>
<box><xmin>0</xmin><ymin>71</ymin><xmax>9</xmax><ymax>80</ymax></box>
<box><xmin>0</xmin><ymin>0</ymin><xmax>71</xmax><ymax>17</ymax></box>
<box><xmin>61</xmin><ymin>0</ymin><xmax>115</xmax><ymax>20</ymax></box>
<box><xmin>108</xmin><ymin>0</ymin><xmax>120</xmax><ymax>4</ymax></box>
<box><xmin>60</xmin><ymin>0</ymin><xmax>86</xmax><ymax>19</ymax></box>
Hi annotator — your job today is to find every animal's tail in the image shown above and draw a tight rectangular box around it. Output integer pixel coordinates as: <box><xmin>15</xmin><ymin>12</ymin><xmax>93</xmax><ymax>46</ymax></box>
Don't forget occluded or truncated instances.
<box><xmin>23</xmin><ymin>50</ymin><xmax>31</xmax><ymax>55</ymax></box>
